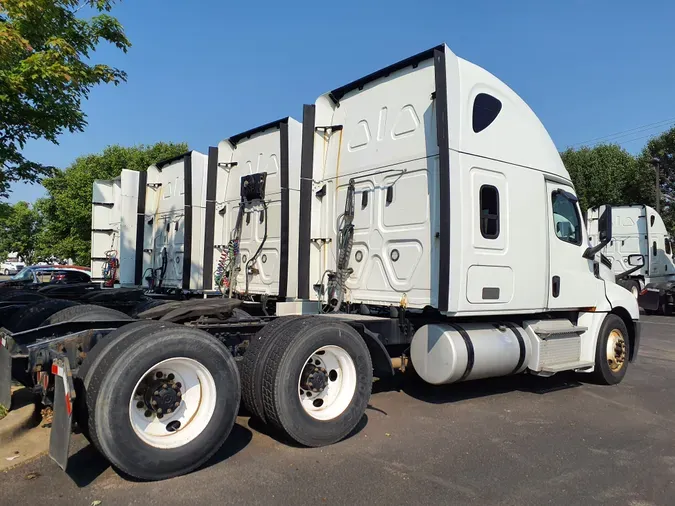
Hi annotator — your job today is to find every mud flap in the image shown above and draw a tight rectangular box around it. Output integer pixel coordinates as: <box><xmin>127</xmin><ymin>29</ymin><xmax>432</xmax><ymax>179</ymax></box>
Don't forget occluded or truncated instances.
<box><xmin>0</xmin><ymin>331</ymin><xmax>12</xmax><ymax>410</ymax></box>
<box><xmin>638</xmin><ymin>287</ymin><xmax>660</xmax><ymax>311</ymax></box>
<box><xmin>49</xmin><ymin>356</ymin><xmax>75</xmax><ymax>471</ymax></box>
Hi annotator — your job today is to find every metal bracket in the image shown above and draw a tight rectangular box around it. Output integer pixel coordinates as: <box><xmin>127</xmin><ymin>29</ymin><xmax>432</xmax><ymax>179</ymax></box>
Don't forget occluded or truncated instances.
<box><xmin>218</xmin><ymin>161</ymin><xmax>238</xmax><ymax>168</ymax></box>
<box><xmin>49</xmin><ymin>355</ymin><xmax>75</xmax><ymax>472</ymax></box>
<box><xmin>315</xmin><ymin>125</ymin><xmax>343</xmax><ymax>132</ymax></box>
<box><xmin>147</xmin><ymin>182</ymin><xmax>162</xmax><ymax>188</ymax></box>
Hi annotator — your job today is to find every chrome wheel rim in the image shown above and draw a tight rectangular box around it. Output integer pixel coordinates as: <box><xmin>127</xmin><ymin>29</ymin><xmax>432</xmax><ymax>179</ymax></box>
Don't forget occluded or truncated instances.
<box><xmin>606</xmin><ymin>329</ymin><xmax>627</xmax><ymax>372</ymax></box>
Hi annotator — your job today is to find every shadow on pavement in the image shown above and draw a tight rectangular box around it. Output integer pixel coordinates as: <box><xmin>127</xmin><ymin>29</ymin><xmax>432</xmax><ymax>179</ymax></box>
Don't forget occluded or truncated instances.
<box><xmin>247</xmin><ymin>412</ymin><xmax>369</xmax><ymax>448</ymax></box>
<box><xmin>374</xmin><ymin>370</ymin><xmax>582</xmax><ymax>405</ymax></box>
<box><xmin>66</xmin><ymin>444</ymin><xmax>110</xmax><ymax>487</ymax></box>
<box><xmin>67</xmin><ymin>422</ymin><xmax>253</xmax><ymax>486</ymax></box>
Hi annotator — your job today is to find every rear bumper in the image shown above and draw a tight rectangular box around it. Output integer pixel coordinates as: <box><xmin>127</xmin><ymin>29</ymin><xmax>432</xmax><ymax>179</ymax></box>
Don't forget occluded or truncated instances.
<box><xmin>631</xmin><ymin>320</ymin><xmax>641</xmax><ymax>362</ymax></box>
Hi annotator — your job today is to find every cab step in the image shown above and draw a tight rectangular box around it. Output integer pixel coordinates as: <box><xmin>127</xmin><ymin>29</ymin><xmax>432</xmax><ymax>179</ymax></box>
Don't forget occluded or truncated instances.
<box><xmin>541</xmin><ymin>361</ymin><xmax>594</xmax><ymax>373</ymax></box>
<box><xmin>531</xmin><ymin>321</ymin><xmax>587</xmax><ymax>339</ymax></box>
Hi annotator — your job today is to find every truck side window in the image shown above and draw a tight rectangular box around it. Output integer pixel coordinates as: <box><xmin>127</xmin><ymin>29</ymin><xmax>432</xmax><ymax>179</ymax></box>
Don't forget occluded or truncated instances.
<box><xmin>551</xmin><ymin>191</ymin><xmax>582</xmax><ymax>245</ymax></box>
<box><xmin>653</xmin><ymin>241</ymin><xmax>657</xmax><ymax>256</ymax></box>
<box><xmin>479</xmin><ymin>185</ymin><xmax>499</xmax><ymax>239</ymax></box>
<box><xmin>666</xmin><ymin>239</ymin><xmax>671</xmax><ymax>255</ymax></box>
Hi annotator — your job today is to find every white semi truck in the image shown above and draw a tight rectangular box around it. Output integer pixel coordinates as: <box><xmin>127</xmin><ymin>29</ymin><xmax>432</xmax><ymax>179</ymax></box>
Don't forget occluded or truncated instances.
<box><xmin>1</xmin><ymin>43</ymin><xmax>640</xmax><ymax>482</ymax></box>
<box><xmin>588</xmin><ymin>204</ymin><xmax>675</xmax><ymax>313</ymax></box>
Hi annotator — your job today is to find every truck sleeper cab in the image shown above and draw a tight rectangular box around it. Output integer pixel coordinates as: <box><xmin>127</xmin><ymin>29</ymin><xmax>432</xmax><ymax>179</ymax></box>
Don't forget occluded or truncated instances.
<box><xmin>1</xmin><ymin>43</ymin><xmax>640</xmax><ymax>483</ymax></box>
<box><xmin>91</xmin><ymin>169</ymin><xmax>141</xmax><ymax>287</ymax></box>
<box><xmin>589</xmin><ymin>204</ymin><xmax>675</xmax><ymax>312</ymax></box>
<box><xmin>287</xmin><ymin>43</ymin><xmax>639</xmax><ymax>383</ymax></box>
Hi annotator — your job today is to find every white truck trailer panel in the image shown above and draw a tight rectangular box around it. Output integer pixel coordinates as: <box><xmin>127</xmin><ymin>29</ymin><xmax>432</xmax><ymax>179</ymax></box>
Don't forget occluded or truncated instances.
<box><xmin>91</xmin><ymin>169</ymin><xmax>140</xmax><ymax>286</ymax></box>
<box><xmin>298</xmin><ymin>44</ymin><xmax>600</xmax><ymax>315</ymax></box>
<box><xmin>203</xmin><ymin>118</ymin><xmax>302</xmax><ymax>298</ymax></box>
<box><xmin>141</xmin><ymin>151</ymin><xmax>208</xmax><ymax>291</ymax></box>
<box><xmin>588</xmin><ymin>204</ymin><xmax>674</xmax><ymax>282</ymax></box>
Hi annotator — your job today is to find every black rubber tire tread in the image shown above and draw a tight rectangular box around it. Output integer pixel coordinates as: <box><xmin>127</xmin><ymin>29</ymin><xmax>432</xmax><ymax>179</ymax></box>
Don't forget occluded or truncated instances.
<box><xmin>239</xmin><ymin>316</ymin><xmax>311</xmax><ymax>423</ymax></box>
<box><xmin>76</xmin><ymin>321</ymin><xmax>162</xmax><ymax>449</ymax></box>
<box><xmin>261</xmin><ymin>317</ymin><xmax>372</xmax><ymax>447</ymax></box>
<box><xmin>131</xmin><ymin>298</ymin><xmax>169</xmax><ymax>318</ymax></box>
<box><xmin>0</xmin><ymin>290</ymin><xmax>45</xmax><ymax>302</ymax></box>
<box><xmin>91</xmin><ymin>323</ymin><xmax>240</xmax><ymax>480</ymax></box>
<box><xmin>41</xmin><ymin>304</ymin><xmax>131</xmax><ymax>326</ymax></box>
<box><xmin>592</xmin><ymin>314</ymin><xmax>631</xmax><ymax>385</ymax></box>
<box><xmin>6</xmin><ymin>299</ymin><xmax>80</xmax><ymax>332</ymax></box>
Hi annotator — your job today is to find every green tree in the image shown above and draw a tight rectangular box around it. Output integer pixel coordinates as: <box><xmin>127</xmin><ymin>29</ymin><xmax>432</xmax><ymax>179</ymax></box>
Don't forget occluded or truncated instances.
<box><xmin>638</xmin><ymin>126</ymin><xmax>675</xmax><ymax>233</ymax></box>
<box><xmin>38</xmin><ymin>142</ymin><xmax>188</xmax><ymax>265</ymax></box>
<box><xmin>0</xmin><ymin>201</ymin><xmax>39</xmax><ymax>262</ymax></box>
<box><xmin>561</xmin><ymin>144</ymin><xmax>654</xmax><ymax>214</ymax></box>
<box><xmin>0</xmin><ymin>0</ymin><xmax>130</xmax><ymax>198</ymax></box>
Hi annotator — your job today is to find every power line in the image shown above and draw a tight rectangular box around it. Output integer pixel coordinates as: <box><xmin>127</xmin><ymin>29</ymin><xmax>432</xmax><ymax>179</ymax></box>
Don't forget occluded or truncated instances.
<box><xmin>569</xmin><ymin>117</ymin><xmax>675</xmax><ymax>147</ymax></box>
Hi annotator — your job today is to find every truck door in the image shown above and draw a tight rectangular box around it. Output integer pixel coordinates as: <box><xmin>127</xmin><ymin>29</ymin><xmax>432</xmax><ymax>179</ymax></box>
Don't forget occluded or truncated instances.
<box><xmin>546</xmin><ymin>181</ymin><xmax>602</xmax><ymax>309</ymax></box>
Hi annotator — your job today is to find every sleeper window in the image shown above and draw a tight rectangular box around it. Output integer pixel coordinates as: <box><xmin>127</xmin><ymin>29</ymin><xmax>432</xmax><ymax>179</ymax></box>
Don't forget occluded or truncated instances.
<box><xmin>472</xmin><ymin>94</ymin><xmax>502</xmax><ymax>133</ymax></box>
<box><xmin>480</xmin><ymin>185</ymin><xmax>499</xmax><ymax>239</ymax></box>
<box><xmin>653</xmin><ymin>241</ymin><xmax>657</xmax><ymax>257</ymax></box>
<box><xmin>666</xmin><ymin>239</ymin><xmax>671</xmax><ymax>255</ymax></box>
<box><xmin>551</xmin><ymin>191</ymin><xmax>582</xmax><ymax>245</ymax></box>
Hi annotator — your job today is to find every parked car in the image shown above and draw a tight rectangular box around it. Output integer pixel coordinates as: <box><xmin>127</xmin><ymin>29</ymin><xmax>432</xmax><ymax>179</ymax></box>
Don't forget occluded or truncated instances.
<box><xmin>0</xmin><ymin>265</ymin><xmax>91</xmax><ymax>287</ymax></box>
<box><xmin>1</xmin><ymin>261</ymin><xmax>25</xmax><ymax>276</ymax></box>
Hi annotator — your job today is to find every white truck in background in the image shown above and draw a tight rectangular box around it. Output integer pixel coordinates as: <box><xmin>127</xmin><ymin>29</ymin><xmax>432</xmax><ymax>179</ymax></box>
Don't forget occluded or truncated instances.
<box><xmin>2</xmin><ymin>43</ymin><xmax>641</xmax><ymax>482</ymax></box>
<box><xmin>588</xmin><ymin>204</ymin><xmax>675</xmax><ymax>313</ymax></box>
<box><xmin>91</xmin><ymin>170</ymin><xmax>142</xmax><ymax>287</ymax></box>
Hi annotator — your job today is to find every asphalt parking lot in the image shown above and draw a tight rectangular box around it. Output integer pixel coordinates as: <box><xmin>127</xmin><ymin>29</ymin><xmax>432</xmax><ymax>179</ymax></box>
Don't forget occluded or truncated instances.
<box><xmin>2</xmin><ymin>315</ymin><xmax>674</xmax><ymax>506</ymax></box>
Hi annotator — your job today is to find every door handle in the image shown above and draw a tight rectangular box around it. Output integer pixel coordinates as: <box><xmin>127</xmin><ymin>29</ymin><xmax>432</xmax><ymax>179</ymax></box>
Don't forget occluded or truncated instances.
<box><xmin>552</xmin><ymin>276</ymin><xmax>560</xmax><ymax>298</ymax></box>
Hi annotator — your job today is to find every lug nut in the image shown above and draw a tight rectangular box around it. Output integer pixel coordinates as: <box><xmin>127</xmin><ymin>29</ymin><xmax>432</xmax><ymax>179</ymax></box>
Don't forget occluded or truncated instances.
<box><xmin>174</xmin><ymin>402</ymin><xmax>180</xmax><ymax>407</ymax></box>
<box><xmin>151</xmin><ymin>400</ymin><xmax>157</xmax><ymax>406</ymax></box>
<box><xmin>157</xmin><ymin>408</ymin><xmax>163</xmax><ymax>414</ymax></box>
<box><xmin>154</xmin><ymin>390</ymin><xmax>159</xmax><ymax>396</ymax></box>
<box><xmin>162</xmin><ymin>383</ymin><xmax>168</xmax><ymax>389</ymax></box>
<box><xmin>167</xmin><ymin>409</ymin><xmax>173</xmax><ymax>414</ymax></box>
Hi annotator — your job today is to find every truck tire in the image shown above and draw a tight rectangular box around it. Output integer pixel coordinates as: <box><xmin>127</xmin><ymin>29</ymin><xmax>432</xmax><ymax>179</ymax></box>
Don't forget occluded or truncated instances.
<box><xmin>41</xmin><ymin>304</ymin><xmax>131</xmax><ymax>326</ymax></box>
<box><xmin>240</xmin><ymin>316</ymin><xmax>310</xmax><ymax>422</ymax></box>
<box><xmin>261</xmin><ymin>317</ymin><xmax>372</xmax><ymax>447</ymax></box>
<box><xmin>623</xmin><ymin>280</ymin><xmax>640</xmax><ymax>299</ymax></box>
<box><xmin>6</xmin><ymin>299</ymin><xmax>80</xmax><ymax>332</ymax></box>
<box><xmin>592</xmin><ymin>314</ymin><xmax>631</xmax><ymax>385</ymax></box>
<box><xmin>87</xmin><ymin>323</ymin><xmax>240</xmax><ymax>480</ymax></box>
<box><xmin>75</xmin><ymin>321</ymin><xmax>159</xmax><ymax>445</ymax></box>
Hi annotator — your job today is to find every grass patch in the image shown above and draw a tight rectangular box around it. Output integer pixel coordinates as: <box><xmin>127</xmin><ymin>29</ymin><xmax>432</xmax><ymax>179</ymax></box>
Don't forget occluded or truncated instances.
<box><xmin>0</xmin><ymin>404</ymin><xmax>7</xmax><ymax>420</ymax></box>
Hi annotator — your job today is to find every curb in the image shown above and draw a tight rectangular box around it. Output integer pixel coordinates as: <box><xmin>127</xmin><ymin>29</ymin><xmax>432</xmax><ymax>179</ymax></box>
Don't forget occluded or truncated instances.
<box><xmin>0</xmin><ymin>388</ymin><xmax>40</xmax><ymax>444</ymax></box>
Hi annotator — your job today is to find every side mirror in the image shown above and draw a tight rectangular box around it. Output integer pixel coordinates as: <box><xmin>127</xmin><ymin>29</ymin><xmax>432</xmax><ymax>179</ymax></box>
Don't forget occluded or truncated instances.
<box><xmin>583</xmin><ymin>204</ymin><xmax>612</xmax><ymax>259</ymax></box>
<box><xmin>627</xmin><ymin>254</ymin><xmax>644</xmax><ymax>267</ymax></box>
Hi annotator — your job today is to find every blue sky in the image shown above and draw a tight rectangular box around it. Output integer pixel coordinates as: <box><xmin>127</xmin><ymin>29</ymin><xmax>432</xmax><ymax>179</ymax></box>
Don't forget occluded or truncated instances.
<box><xmin>9</xmin><ymin>0</ymin><xmax>675</xmax><ymax>203</ymax></box>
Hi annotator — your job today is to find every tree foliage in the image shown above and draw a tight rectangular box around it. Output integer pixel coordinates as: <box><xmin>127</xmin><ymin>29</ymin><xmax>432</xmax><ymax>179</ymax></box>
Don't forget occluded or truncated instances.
<box><xmin>561</xmin><ymin>144</ymin><xmax>655</xmax><ymax>214</ymax></box>
<box><xmin>37</xmin><ymin>142</ymin><xmax>188</xmax><ymax>265</ymax></box>
<box><xmin>0</xmin><ymin>0</ymin><xmax>130</xmax><ymax>197</ymax></box>
<box><xmin>0</xmin><ymin>200</ymin><xmax>40</xmax><ymax>262</ymax></box>
<box><xmin>638</xmin><ymin>127</ymin><xmax>675</xmax><ymax>232</ymax></box>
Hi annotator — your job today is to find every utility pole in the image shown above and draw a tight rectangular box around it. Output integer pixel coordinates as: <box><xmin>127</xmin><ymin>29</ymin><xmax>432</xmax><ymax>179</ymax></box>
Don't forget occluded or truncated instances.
<box><xmin>651</xmin><ymin>157</ymin><xmax>661</xmax><ymax>214</ymax></box>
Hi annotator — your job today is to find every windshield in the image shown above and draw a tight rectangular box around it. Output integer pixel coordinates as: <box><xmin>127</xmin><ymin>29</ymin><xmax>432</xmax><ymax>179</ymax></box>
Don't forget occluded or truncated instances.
<box><xmin>10</xmin><ymin>268</ymin><xmax>34</xmax><ymax>281</ymax></box>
